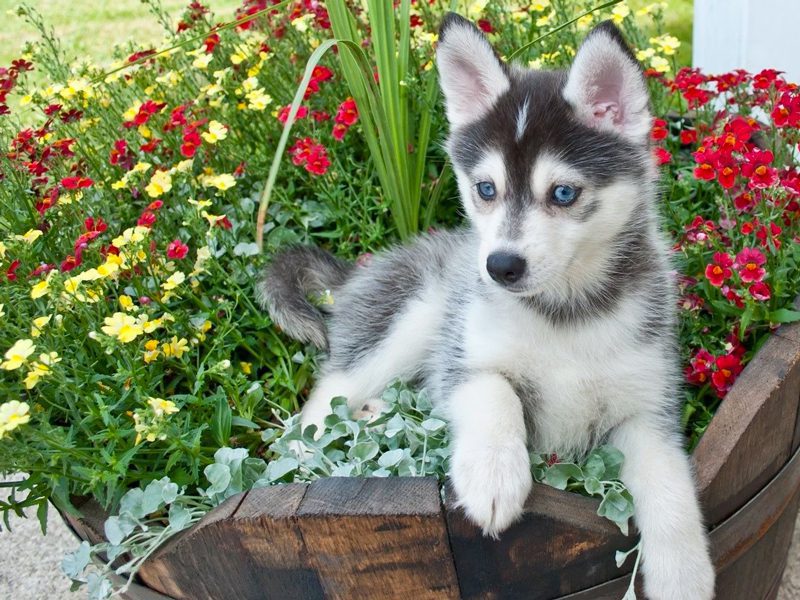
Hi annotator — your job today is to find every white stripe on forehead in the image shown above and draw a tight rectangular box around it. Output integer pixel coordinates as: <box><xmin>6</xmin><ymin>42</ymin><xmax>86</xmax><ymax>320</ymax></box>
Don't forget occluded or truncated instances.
<box><xmin>515</xmin><ymin>96</ymin><xmax>530</xmax><ymax>142</ymax></box>
<box><xmin>531</xmin><ymin>152</ymin><xmax>585</xmax><ymax>199</ymax></box>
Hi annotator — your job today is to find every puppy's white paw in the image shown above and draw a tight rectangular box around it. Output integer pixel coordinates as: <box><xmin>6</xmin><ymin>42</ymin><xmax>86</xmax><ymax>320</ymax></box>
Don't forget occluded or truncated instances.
<box><xmin>351</xmin><ymin>397</ymin><xmax>388</xmax><ymax>422</ymax></box>
<box><xmin>642</xmin><ymin>538</ymin><xmax>715</xmax><ymax>600</ymax></box>
<box><xmin>451</xmin><ymin>439</ymin><xmax>532</xmax><ymax>538</ymax></box>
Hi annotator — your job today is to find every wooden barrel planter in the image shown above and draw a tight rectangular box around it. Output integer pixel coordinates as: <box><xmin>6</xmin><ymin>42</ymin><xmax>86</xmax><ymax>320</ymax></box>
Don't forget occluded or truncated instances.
<box><xmin>62</xmin><ymin>316</ymin><xmax>800</xmax><ymax>600</ymax></box>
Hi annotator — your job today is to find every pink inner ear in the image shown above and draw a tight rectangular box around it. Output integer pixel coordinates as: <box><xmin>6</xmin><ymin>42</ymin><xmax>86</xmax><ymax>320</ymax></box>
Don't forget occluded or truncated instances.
<box><xmin>592</xmin><ymin>101</ymin><xmax>622</xmax><ymax>124</ymax></box>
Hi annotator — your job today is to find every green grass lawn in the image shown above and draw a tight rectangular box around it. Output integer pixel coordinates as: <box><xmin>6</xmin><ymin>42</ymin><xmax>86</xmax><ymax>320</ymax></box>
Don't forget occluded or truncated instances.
<box><xmin>0</xmin><ymin>0</ymin><xmax>242</xmax><ymax>68</ymax></box>
<box><xmin>1</xmin><ymin>1</ymin><xmax>693</xmax><ymax>73</ymax></box>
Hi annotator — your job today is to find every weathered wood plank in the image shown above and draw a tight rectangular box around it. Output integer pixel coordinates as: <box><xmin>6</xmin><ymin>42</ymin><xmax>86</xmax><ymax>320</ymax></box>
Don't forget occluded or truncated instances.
<box><xmin>446</xmin><ymin>482</ymin><xmax>633</xmax><ymax>599</ymax></box>
<box><xmin>693</xmin><ymin>329</ymin><xmax>800</xmax><ymax>525</ymax></box>
<box><xmin>295</xmin><ymin>476</ymin><xmax>459</xmax><ymax>600</ymax></box>
<box><xmin>139</xmin><ymin>484</ymin><xmax>323</xmax><ymax>600</ymax></box>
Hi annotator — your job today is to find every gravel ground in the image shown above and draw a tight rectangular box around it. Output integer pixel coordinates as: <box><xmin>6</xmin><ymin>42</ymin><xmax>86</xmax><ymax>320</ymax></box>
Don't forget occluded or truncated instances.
<box><xmin>1</xmin><ymin>493</ymin><xmax>800</xmax><ymax>599</ymax></box>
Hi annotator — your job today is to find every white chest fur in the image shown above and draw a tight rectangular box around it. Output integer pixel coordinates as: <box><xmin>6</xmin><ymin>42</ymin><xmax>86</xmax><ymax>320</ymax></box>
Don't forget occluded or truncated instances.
<box><xmin>460</xmin><ymin>292</ymin><xmax>669</xmax><ymax>456</ymax></box>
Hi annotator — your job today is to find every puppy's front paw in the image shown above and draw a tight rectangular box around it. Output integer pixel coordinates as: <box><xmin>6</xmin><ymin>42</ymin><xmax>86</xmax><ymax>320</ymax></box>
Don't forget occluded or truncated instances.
<box><xmin>451</xmin><ymin>439</ymin><xmax>532</xmax><ymax>538</ymax></box>
<box><xmin>351</xmin><ymin>397</ymin><xmax>388</xmax><ymax>422</ymax></box>
<box><xmin>642</xmin><ymin>539</ymin><xmax>715</xmax><ymax>600</ymax></box>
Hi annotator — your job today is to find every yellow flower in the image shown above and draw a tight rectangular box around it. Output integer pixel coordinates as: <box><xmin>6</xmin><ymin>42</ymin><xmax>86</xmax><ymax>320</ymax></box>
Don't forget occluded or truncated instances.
<box><xmin>530</xmin><ymin>0</ymin><xmax>550</xmax><ymax>11</ymax></box>
<box><xmin>240</xmin><ymin>361</ymin><xmax>252</xmax><ymax>375</ymax></box>
<box><xmin>650</xmin><ymin>55</ymin><xmax>671</xmax><ymax>73</ymax></box>
<box><xmin>188</xmin><ymin>198</ymin><xmax>212</xmax><ymax>209</ymax></box>
<box><xmin>536</xmin><ymin>12</ymin><xmax>552</xmax><ymax>27</ymax></box>
<box><xmin>2</xmin><ymin>339</ymin><xmax>36</xmax><ymax>370</ymax></box>
<box><xmin>0</xmin><ymin>241</ymin><xmax>5</xmax><ymax>258</ymax></box>
<box><xmin>30</xmin><ymin>277</ymin><xmax>50</xmax><ymax>300</ymax></box>
<box><xmin>0</xmin><ymin>401</ymin><xmax>31</xmax><ymax>437</ymax></box>
<box><xmin>31</xmin><ymin>315</ymin><xmax>52</xmax><ymax>338</ymax></box>
<box><xmin>119</xmin><ymin>295</ymin><xmax>135</xmax><ymax>311</ymax></box>
<box><xmin>112</xmin><ymin>226</ymin><xmax>149</xmax><ymax>248</ymax></box>
<box><xmin>148</xmin><ymin>397</ymin><xmax>179</xmax><ymax>417</ymax></box>
<box><xmin>230</xmin><ymin>48</ymin><xmax>248</xmax><ymax>65</ymax></box>
<box><xmin>245</xmin><ymin>88</ymin><xmax>272</xmax><ymax>111</ymax></box>
<box><xmin>0</xmin><ymin>304</ymin><xmax>5</xmax><ymax>319</ymax></box>
<box><xmin>18</xmin><ymin>229</ymin><xmax>43</xmax><ymax>244</ymax></box>
<box><xmin>192</xmin><ymin>53</ymin><xmax>213</xmax><ymax>70</ymax></box>
<box><xmin>636</xmin><ymin>47</ymin><xmax>656</xmax><ymax>61</ymax></box>
<box><xmin>200</xmin><ymin>173</ymin><xmax>236</xmax><ymax>191</ymax></box>
<box><xmin>611</xmin><ymin>3</ymin><xmax>630</xmax><ymax>24</ymax></box>
<box><xmin>23</xmin><ymin>353</ymin><xmax>59</xmax><ymax>390</ymax></box>
<box><xmin>145</xmin><ymin>170</ymin><xmax>172</xmax><ymax>198</ymax></box>
<box><xmin>143</xmin><ymin>339</ymin><xmax>161</xmax><ymax>363</ymax></box>
<box><xmin>201</xmin><ymin>121</ymin><xmax>228</xmax><ymax>144</ymax></box>
<box><xmin>576</xmin><ymin>14</ymin><xmax>593</xmax><ymax>30</ymax></box>
<box><xmin>201</xmin><ymin>211</ymin><xmax>226</xmax><ymax>227</ymax></box>
<box><xmin>161</xmin><ymin>337</ymin><xmax>189</xmax><ymax>359</ymax></box>
<box><xmin>650</xmin><ymin>35</ymin><xmax>681</xmax><ymax>56</ymax></box>
<box><xmin>291</xmin><ymin>14</ymin><xmax>313</xmax><ymax>32</ymax></box>
<box><xmin>101</xmin><ymin>312</ymin><xmax>144</xmax><ymax>343</ymax></box>
<box><xmin>161</xmin><ymin>271</ymin><xmax>186</xmax><ymax>291</ymax></box>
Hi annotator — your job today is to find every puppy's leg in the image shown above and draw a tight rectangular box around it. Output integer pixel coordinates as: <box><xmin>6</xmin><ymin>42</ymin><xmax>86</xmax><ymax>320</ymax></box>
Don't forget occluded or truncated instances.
<box><xmin>448</xmin><ymin>372</ymin><xmax>532</xmax><ymax>538</ymax></box>
<box><xmin>610</xmin><ymin>415</ymin><xmax>715</xmax><ymax>600</ymax></box>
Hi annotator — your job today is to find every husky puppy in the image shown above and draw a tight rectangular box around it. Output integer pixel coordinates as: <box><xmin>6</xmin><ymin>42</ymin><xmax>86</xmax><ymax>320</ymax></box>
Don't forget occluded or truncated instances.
<box><xmin>259</xmin><ymin>15</ymin><xmax>714</xmax><ymax>600</ymax></box>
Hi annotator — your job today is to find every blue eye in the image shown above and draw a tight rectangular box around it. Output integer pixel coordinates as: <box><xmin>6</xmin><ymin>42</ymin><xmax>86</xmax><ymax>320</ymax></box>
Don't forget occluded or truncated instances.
<box><xmin>551</xmin><ymin>184</ymin><xmax>579</xmax><ymax>206</ymax></box>
<box><xmin>476</xmin><ymin>181</ymin><xmax>496</xmax><ymax>200</ymax></box>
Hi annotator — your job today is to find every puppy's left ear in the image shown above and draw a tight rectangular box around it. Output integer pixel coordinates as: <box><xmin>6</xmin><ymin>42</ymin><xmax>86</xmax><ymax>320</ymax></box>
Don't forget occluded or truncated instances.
<box><xmin>563</xmin><ymin>21</ymin><xmax>651</xmax><ymax>144</ymax></box>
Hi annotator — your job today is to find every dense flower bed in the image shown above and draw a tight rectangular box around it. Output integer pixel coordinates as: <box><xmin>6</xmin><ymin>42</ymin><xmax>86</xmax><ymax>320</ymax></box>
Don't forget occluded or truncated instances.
<box><xmin>1</xmin><ymin>0</ymin><xmax>799</xmax><ymax>594</ymax></box>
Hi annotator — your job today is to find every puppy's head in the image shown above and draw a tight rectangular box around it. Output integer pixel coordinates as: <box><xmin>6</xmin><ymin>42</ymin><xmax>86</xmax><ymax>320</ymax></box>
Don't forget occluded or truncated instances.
<box><xmin>437</xmin><ymin>14</ymin><xmax>656</xmax><ymax>297</ymax></box>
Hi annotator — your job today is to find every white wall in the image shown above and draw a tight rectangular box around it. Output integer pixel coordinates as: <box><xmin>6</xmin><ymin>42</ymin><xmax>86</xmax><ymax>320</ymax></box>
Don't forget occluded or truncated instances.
<box><xmin>693</xmin><ymin>0</ymin><xmax>800</xmax><ymax>84</ymax></box>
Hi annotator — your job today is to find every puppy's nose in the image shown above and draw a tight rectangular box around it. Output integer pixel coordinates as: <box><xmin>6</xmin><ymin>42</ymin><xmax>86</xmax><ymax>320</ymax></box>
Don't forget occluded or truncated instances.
<box><xmin>486</xmin><ymin>252</ymin><xmax>527</xmax><ymax>286</ymax></box>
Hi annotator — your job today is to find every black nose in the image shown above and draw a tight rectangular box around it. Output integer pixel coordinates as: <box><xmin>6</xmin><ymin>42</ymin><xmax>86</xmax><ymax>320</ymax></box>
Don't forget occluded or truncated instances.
<box><xmin>486</xmin><ymin>252</ymin><xmax>527</xmax><ymax>286</ymax></box>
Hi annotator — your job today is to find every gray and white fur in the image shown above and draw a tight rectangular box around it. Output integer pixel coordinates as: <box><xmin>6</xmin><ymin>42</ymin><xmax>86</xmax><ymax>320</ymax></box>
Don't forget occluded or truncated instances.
<box><xmin>258</xmin><ymin>15</ymin><xmax>714</xmax><ymax>600</ymax></box>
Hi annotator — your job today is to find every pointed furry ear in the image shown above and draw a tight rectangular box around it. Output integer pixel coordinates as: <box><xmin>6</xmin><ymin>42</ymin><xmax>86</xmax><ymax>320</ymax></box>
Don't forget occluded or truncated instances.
<box><xmin>436</xmin><ymin>13</ymin><xmax>510</xmax><ymax>128</ymax></box>
<box><xmin>563</xmin><ymin>21</ymin><xmax>651</xmax><ymax>143</ymax></box>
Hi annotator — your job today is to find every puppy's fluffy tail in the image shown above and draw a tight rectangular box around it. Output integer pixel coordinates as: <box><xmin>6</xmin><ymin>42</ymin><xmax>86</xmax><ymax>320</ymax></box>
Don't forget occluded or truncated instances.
<box><xmin>257</xmin><ymin>246</ymin><xmax>353</xmax><ymax>349</ymax></box>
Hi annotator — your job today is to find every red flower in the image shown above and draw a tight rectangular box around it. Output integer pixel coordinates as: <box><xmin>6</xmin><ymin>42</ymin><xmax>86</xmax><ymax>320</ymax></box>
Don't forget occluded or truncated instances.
<box><xmin>651</xmin><ymin>118</ymin><xmax>668</xmax><ymax>141</ymax></box>
<box><xmin>204</xmin><ymin>33</ymin><xmax>220</xmax><ymax>54</ymax></box>
<box><xmin>332</xmin><ymin>123</ymin><xmax>348</xmax><ymax>141</ymax></box>
<box><xmin>137</xmin><ymin>211</ymin><xmax>157</xmax><ymax>227</ymax></box>
<box><xmin>733</xmin><ymin>191</ymin><xmax>756</xmax><ymax>213</ymax></box>
<box><xmin>680</xmin><ymin>129</ymin><xmax>697</xmax><ymax>145</ymax></box>
<box><xmin>685</xmin><ymin>349</ymin><xmax>714</xmax><ymax>385</ymax></box>
<box><xmin>748</xmin><ymin>281</ymin><xmax>771</xmax><ymax>301</ymax></box>
<box><xmin>477</xmin><ymin>19</ymin><xmax>494</xmax><ymax>33</ymax></box>
<box><xmin>752</xmin><ymin>68</ymin><xmax>781</xmax><ymax>90</ymax></box>
<box><xmin>711</xmin><ymin>354</ymin><xmax>743</xmax><ymax>397</ymax></box>
<box><xmin>61</xmin><ymin>176</ymin><xmax>93</xmax><ymax>189</ymax></box>
<box><xmin>734</xmin><ymin>247</ymin><xmax>766</xmax><ymax>282</ymax></box>
<box><xmin>289</xmin><ymin>137</ymin><xmax>317</xmax><ymax>166</ymax></box>
<box><xmin>277</xmin><ymin>105</ymin><xmax>309</xmax><ymax>124</ymax></box>
<box><xmin>60</xmin><ymin>254</ymin><xmax>82</xmax><ymax>272</ymax></box>
<box><xmin>695</xmin><ymin>163</ymin><xmax>717</xmax><ymax>181</ymax></box>
<box><xmin>305</xmin><ymin>145</ymin><xmax>330</xmax><ymax>176</ymax></box>
<box><xmin>334</xmin><ymin>97</ymin><xmax>358</xmax><ymax>127</ymax></box>
<box><xmin>181</xmin><ymin>127</ymin><xmax>202</xmax><ymax>158</ymax></box>
<box><xmin>705</xmin><ymin>252</ymin><xmax>733</xmax><ymax>287</ymax></box>
<box><xmin>654</xmin><ymin>147</ymin><xmax>672</xmax><ymax>165</ymax></box>
<box><xmin>717</xmin><ymin>163</ymin><xmax>738</xmax><ymax>189</ymax></box>
<box><xmin>6</xmin><ymin>259</ymin><xmax>20</xmax><ymax>281</ymax></box>
<box><xmin>166</xmin><ymin>239</ymin><xmax>189</xmax><ymax>260</ymax></box>
<box><xmin>140</xmin><ymin>138</ymin><xmax>161</xmax><ymax>153</ymax></box>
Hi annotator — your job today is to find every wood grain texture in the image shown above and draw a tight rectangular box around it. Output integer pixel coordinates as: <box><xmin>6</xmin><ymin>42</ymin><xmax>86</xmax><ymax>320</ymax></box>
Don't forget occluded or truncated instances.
<box><xmin>693</xmin><ymin>327</ymin><xmax>800</xmax><ymax>525</ymax></box>
<box><xmin>446</xmin><ymin>482</ymin><xmax>634</xmax><ymax>599</ymax></box>
<box><xmin>296</xmin><ymin>477</ymin><xmax>459</xmax><ymax>600</ymax></box>
<box><xmin>139</xmin><ymin>484</ymin><xmax>321</xmax><ymax>600</ymax></box>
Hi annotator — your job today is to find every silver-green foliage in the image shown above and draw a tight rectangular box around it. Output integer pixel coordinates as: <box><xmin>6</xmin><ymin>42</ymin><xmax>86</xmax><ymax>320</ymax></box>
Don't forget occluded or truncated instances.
<box><xmin>63</xmin><ymin>382</ymin><xmax>635</xmax><ymax>598</ymax></box>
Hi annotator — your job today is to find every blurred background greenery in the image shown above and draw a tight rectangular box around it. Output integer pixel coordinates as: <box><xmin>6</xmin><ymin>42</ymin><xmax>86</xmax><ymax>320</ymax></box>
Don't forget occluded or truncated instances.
<box><xmin>0</xmin><ymin>0</ymin><xmax>693</xmax><ymax>70</ymax></box>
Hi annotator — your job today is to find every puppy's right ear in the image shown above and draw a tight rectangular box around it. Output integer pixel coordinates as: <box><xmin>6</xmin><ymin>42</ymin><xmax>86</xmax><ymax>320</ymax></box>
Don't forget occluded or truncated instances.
<box><xmin>436</xmin><ymin>13</ymin><xmax>510</xmax><ymax>128</ymax></box>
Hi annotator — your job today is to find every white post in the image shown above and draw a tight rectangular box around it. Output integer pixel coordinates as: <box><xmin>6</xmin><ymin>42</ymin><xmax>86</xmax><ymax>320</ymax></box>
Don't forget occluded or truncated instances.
<box><xmin>693</xmin><ymin>0</ymin><xmax>800</xmax><ymax>83</ymax></box>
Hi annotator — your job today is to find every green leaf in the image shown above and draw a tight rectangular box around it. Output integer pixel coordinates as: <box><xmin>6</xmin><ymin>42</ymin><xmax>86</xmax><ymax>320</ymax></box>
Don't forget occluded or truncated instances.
<box><xmin>583</xmin><ymin>453</ymin><xmax>606</xmax><ymax>479</ymax></box>
<box><xmin>168</xmin><ymin>504</ymin><xmax>192</xmax><ymax>531</ymax></box>
<box><xmin>421</xmin><ymin>418</ymin><xmax>446</xmax><ymax>433</ymax></box>
<box><xmin>36</xmin><ymin>500</ymin><xmax>48</xmax><ymax>536</ymax></box>
<box><xmin>348</xmin><ymin>440</ymin><xmax>380</xmax><ymax>462</ymax></box>
<box><xmin>543</xmin><ymin>463</ymin><xmax>583</xmax><ymax>490</ymax></box>
<box><xmin>597</xmin><ymin>489</ymin><xmax>635</xmax><ymax>534</ymax></box>
<box><xmin>595</xmin><ymin>446</ymin><xmax>625</xmax><ymax>480</ymax></box>
<box><xmin>378</xmin><ymin>448</ymin><xmax>405</xmax><ymax>468</ymax></box>
<box><xmin>204</xmin><ymin>464</ymin><xmax>231</xmax><ymax>495</ymax></box>
<box><xmin>232</xmin><ymin>416</ymin><xmax>259</xmax><ymax>429</ymax></box>
<box><xmin>61</xmin><ymin>541</ymin><xmax>91</xmax><ymax>579</ymax></box>
<box><xmin>211</xmin><ymin>397</ymin><xmax>232</xmax><ymax>448</ymax></box>
<box><xmin>583</xmin><ymin>477</ymin><xmax>603</xmax><ymax>496</ymax></box>
<box><xmin>769</xmin><ymin>308</ymin><xmax>800</xmax><ymax>323</ymax></box>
